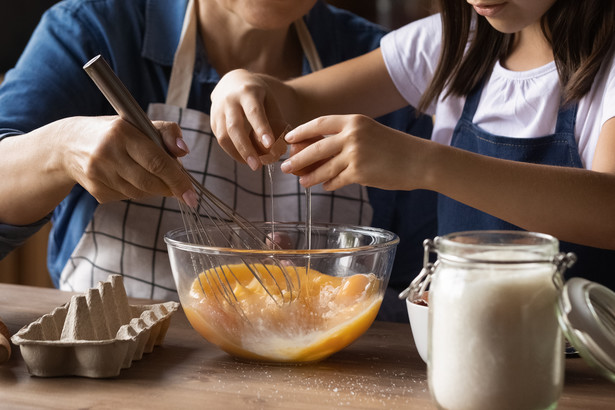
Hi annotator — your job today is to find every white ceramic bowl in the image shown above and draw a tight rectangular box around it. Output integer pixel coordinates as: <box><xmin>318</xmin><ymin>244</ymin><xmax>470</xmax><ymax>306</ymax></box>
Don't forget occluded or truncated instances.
<box><xmin>405</xmin><ymin>292</ymin><xmax>429</xmax><ymax>363</ymax></box>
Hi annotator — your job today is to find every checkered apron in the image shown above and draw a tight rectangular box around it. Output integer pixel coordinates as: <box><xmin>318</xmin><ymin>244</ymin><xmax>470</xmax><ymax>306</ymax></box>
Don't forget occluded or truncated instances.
<box><xmin>59</xmin><ymin>0</ymin><xmax>372</xmax><ymax>299</ymax></box>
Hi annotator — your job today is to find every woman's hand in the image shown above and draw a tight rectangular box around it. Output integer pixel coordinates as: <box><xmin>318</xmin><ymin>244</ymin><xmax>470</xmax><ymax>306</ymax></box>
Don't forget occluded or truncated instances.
<box><xmin>0</xmin><ymin>115</ymin><xmax>198</xmax><ymax>225</ymax></box>
<box><xmin>280</xmin><ymin>114</ymin><xmax>429</xmax><ymax>192</ymax></box>
<box><xmin>210</xmin><ymin>69</ymin><xmax>289</xmax><ymax>170</ymax></box>
<box><xmin>59</xmin><ymin>116</ymin><xmax>196</xmax><ymax>205</ymax></box>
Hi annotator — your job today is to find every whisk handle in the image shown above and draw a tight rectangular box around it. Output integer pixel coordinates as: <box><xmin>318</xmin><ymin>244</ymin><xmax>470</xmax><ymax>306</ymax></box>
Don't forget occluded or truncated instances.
<box><xmin>83</xmin><ymin>55</ymin><xmax>172</xmax><ymax>156</ymax></box>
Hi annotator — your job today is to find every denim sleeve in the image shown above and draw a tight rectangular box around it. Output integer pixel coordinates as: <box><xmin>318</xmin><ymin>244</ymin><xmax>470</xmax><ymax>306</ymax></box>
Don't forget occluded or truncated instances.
<box><xmin>0</xmin><ymin>0</ymin><xmax>162</xmax><ymax>137</ymax></box>
<box><xmin>0</xmin><ymin>216</ymin><xmax>51</xmax><ymax>259</ymax></box>
<box><xmin>0</xmin><ymin>6</ymin><xmax>119</xmax><ymax>137</ymax></box>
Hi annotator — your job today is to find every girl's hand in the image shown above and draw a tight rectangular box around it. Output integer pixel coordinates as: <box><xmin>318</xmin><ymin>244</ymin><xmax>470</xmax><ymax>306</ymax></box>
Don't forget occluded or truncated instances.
<box><xmin>210</xmin><ymin>69</ymin><xmax>289</xmax><ymax>170</ymax></box>
<box><xmin>280</xmin><ymin>114</ymin><xmax>427</xmax><ymax>192</ymax></box>
<box><xmin>59</xmin><ymin>116</ymin><xmax>197</xmax><ymax>206</ymax></box>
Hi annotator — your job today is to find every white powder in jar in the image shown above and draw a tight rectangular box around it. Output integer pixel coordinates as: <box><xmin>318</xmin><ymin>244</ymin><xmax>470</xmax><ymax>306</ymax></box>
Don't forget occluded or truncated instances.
<box><xmin>428</xmin><ymin>250</ymin><xmax>564</xmax><ymax>410</ymax></box>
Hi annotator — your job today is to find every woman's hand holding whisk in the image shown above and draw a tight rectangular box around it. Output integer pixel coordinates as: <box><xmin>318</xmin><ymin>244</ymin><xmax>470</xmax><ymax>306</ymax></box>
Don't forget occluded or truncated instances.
<box><xmin>0</xmin><ymin>114</ymin><xmax>200</xmax><ymax>227</ymax></box>
<box><xmin>0</xmin><ymin>115</ymin><xmax>198</xmax><ymax>226</ymax></box>
<box><xmin>60</xmin><ymin>116</ymin><xmax>197</xmax><ymax>205</ymax></box>
<box><xmin>65</xmin><ymin>117</ymin><xmax>193</xmax><ymax>199</ymax></box>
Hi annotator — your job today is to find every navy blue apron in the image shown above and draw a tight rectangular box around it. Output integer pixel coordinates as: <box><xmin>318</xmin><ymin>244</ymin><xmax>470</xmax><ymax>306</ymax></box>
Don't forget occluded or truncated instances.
<box><xmin>438</xmin><ymin>82</ymin><xmax>615</xmax><ymax>290</ymax></box>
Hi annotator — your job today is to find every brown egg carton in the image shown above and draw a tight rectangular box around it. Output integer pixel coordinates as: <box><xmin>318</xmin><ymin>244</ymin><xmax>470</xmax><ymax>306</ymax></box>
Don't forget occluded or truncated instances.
<box><xmin>11</xmin><ymin>275</ymin><xmax>179</xmax><ymax>378</ymax></box>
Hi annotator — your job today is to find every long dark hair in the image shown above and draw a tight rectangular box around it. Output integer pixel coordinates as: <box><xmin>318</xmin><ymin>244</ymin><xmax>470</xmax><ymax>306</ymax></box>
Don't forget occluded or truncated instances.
<box><xmin>419</xmin><ymin>0</ymin><xmax>615</xmax><ymax>113</ymax></box>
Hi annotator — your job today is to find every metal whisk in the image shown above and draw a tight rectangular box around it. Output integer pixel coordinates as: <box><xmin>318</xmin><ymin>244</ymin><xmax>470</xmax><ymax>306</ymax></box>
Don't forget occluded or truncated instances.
<box><xmin>83</xmin><ymin>55</ymin><xmax>300</xmax><ymax>310</ymax></box>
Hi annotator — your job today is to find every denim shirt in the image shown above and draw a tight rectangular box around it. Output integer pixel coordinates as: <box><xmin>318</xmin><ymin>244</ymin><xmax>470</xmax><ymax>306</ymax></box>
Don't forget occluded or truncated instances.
<box><xmin>0</xmin><ymin>0</ymin><xmax>435</xmax><ymax>316</ymax></box>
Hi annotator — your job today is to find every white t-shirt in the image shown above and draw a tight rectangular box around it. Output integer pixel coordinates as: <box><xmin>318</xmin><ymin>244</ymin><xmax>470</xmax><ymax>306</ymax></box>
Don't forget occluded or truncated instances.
<box><xmin>380</xmin><ymin>13</ymin><xmax>615</xmax><ymax>169</ymax></box>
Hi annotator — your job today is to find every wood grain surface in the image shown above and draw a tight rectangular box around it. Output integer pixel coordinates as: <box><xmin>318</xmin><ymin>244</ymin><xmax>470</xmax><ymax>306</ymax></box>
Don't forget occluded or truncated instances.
<box><xmin>0</xmin><ymin>283</ymin><xmax>613</xmax><ymax>409</ymax></box>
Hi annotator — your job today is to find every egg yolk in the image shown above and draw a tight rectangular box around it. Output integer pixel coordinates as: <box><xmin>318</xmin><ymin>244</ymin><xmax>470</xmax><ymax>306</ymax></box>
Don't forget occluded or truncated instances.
<box><xmin>182</xmin><ymin>263</ymin><xmax>382</xmax><ymax>363</ymax></box>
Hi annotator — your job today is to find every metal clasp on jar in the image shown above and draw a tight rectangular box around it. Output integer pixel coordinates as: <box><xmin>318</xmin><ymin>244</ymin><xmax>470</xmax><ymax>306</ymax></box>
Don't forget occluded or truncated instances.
<box><xmin>399</xmin><ymin>237</ymin><xmax>578</xmax><ymax>301</ymax></box>
<box><xmin>399</xmin><ymin>238</ymin><xmax>438</xmax><ymax>301</ymax></box>
<box><xmin>552</xmin><ymin>252</ymin><xmax>578</xmax><ymax>290</ymax></box>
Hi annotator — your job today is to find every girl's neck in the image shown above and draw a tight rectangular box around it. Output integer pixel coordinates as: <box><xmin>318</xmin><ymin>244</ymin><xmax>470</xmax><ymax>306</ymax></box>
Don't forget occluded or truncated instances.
<box><xmin>196</xmin><ymin>1</ymin><xmax>303</xmax><ymax>79</ymax></box>
<box><xmin>502</xmin><ymin>23</ymin><xmax>554</xmax><ymax>71</ymax></box>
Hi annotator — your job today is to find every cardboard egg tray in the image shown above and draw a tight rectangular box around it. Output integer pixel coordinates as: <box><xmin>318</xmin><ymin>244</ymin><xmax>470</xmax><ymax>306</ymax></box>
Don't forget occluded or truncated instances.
<box><xmin>11</xmin><ymin>275</ymin><xmax>179</xmax><ymax>378</ymax></box>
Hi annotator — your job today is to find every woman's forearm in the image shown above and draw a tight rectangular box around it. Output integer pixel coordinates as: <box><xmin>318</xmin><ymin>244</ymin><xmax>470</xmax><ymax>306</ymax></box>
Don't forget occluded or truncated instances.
<box><xmin>0</xmin><ymin>120</ymin><xmax>74</xmax><ymax>225</ymax></box>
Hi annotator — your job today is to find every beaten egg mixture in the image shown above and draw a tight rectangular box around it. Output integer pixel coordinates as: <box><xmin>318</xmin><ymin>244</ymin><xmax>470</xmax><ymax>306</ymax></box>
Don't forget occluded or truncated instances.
<box><xmin>183</xmin><ymin>263</ymin><xmax>382</xmax><ymax>362</ymax></box>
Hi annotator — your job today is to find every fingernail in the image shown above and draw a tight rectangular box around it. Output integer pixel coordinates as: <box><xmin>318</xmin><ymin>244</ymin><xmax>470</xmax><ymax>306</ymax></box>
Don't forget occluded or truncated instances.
<box><xmin>247</xmin><ymin>156</ymin><xmax>260</xmax><ymax>171</ymax></box>
<box><xmin>176</xmin><ymin>137</ymin><xmax>189</xmax><ymax>153</ymax></box>
<box><xmin>262</xmin><ymin>134</ymin><xmax>273</xmax><ymax>148</ymax></box>
<box><xmin>182</xmin><ymin>190</ymin><xmax>198</xmax><ymax>208</ymax></box>
<box><xmin>280</xmin><ymin>159</ymin><xmax>291</xmax><ymax>173</ymax></box>
<box><xmin>284</xmin><ymin>131</ymin><xmax>295</xmax><ymax>142</ymax></box>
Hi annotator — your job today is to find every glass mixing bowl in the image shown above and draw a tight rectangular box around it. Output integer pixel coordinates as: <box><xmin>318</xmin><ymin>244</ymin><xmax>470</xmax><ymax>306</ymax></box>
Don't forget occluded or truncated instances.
<box><xmin>165</xmin><ymin>222</ymin><xmax>398</xmax><ymax>363</ymax></box>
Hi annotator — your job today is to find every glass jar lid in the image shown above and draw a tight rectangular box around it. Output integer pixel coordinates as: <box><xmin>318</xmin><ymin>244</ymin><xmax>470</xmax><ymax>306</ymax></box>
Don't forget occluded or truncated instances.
<box><xmin>557</xmin><ymin>277</ymin><xmax>615</xmax><ymax>382</ymax></box>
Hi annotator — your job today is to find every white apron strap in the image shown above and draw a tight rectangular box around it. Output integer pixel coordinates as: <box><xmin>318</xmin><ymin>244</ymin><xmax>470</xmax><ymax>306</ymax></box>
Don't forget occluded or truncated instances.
<box><xmin>166</xmin><ymin>0</ymin><xmax>197</xmax><ymax>107</ymax></box>
<box><xmin>294</xmin><ymin>18</ymin><xmax>323</xmax><ymax>72</ymax></box>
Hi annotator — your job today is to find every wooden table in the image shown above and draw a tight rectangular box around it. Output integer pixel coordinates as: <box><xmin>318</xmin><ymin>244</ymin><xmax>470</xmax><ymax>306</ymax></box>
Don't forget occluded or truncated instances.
<box><xmin>0</xmin><ymin>283</ymin><xmax>613</xmax><ymax>409</ymax></box>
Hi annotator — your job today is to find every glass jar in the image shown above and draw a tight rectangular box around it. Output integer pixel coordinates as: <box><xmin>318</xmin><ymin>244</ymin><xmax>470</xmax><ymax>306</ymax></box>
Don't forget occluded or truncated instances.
<box><xmin>420</xmin><ymin>231</ymin><xmax>574</xmax><ymax>410</ymax></box>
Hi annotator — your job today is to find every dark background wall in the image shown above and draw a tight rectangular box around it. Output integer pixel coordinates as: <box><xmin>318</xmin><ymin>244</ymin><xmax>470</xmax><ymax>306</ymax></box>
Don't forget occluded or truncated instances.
<box><xmin>0</xmin><ymin>1</ymin><xmax>59</xmax><ymax>72</ymax></box>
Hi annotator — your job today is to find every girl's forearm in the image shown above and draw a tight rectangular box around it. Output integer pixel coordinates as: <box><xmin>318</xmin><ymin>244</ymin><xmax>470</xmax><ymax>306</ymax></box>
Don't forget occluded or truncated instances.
<box><xmin>287</xmin><ymin>49</ymin><xmax>408</xmax><ymax>124</ymax></box>
<box><xmin>427</xmin><ymin>142</ymin><xmax>615</xmax><ymax>250</ymax></box>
